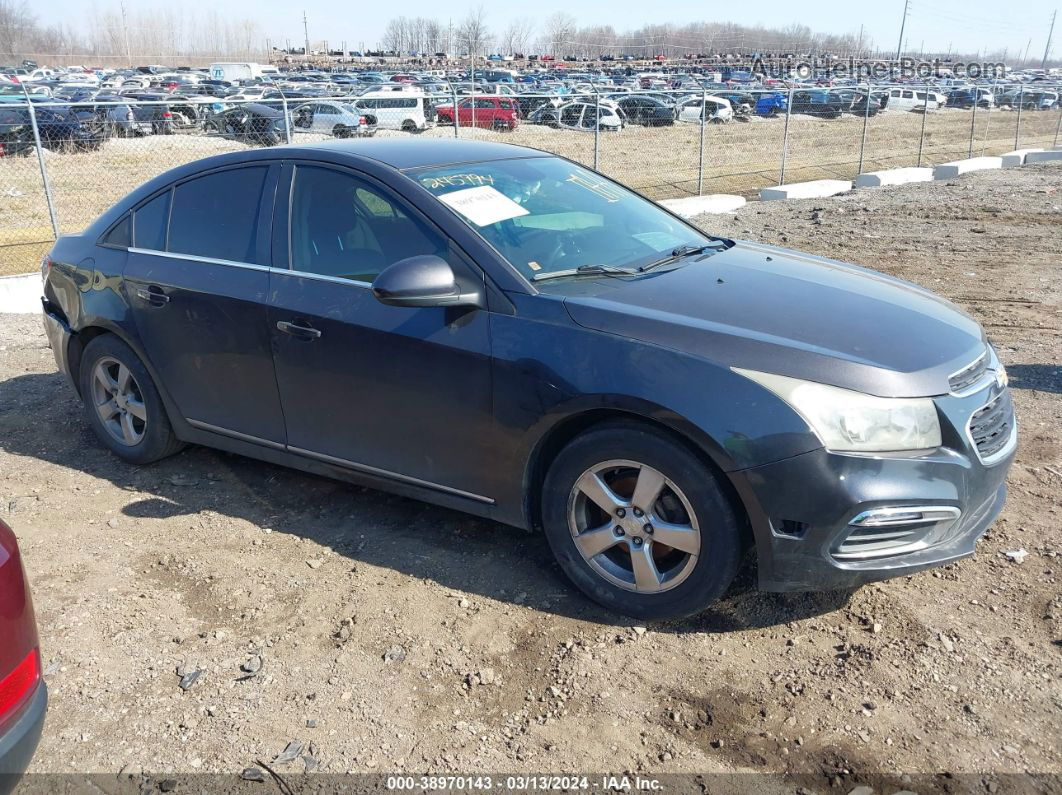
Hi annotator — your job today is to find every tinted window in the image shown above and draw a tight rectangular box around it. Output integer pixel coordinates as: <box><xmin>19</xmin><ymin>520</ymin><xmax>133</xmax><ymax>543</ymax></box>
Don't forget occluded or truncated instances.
<box><xmin>101</xmin><ymin>214</ymin><xmax>131</xmax><ymax>248</ymax></box>
<box><xmin>168</xmin><ymin>167</ymin><xmax>267</xmax><ymax>263</ymax></box>
<box><xmin>289</xmin><ymin>166</ymin><xmax>445</xmax><ymax>283</ymax></box>
<box><xmin>134</xmin><ymin>190</ymin><xmax>171</xmax><ymax>250</ymax></box>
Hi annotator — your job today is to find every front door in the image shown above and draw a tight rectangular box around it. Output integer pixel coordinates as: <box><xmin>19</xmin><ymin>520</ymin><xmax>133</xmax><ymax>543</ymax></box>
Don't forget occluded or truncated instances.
<box><xmin>124</xmin><ymin>163</ymin><xmax>286</xmax><ymax>444</ymax></box>
<box><xmin>267</xmin><ymin>163</ymin><xmax>495</xmax><ymax>502</ymax></box>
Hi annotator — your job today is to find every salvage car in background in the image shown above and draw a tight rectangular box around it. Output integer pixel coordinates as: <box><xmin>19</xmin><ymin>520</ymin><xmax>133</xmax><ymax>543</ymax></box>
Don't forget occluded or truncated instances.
<box><xmin>204</xmin><ymin>103</ymin><xmax>288</xmax><ymax>146</ymax></box>
<box><xmin>613</xmin><ymin>94</ymin><xmax>676</xmax><ymax>126</ymax></box>
<box><xmin>435</xmin><ymin>96</ymin><xmax>519</xmax><ymax>130</ymax></box>
<box><xmin>0</xmin><ymin>105</ymin><xmax>102</xmax><ymax>153</ymax></box>
<box><xmin>292</xmin><ymin>100</ymin><xmax>376</xmax><ymax>137</ymax></box>
<box><xmin>41</xmin><ymin>139</ymin><xmax>1016</xmax><ymax>620</ymax></box>
<box><xmin>529</xmin><ymin>100</ymin><xmax>624</xmax><ymax>130</ymax></box>
<box><xmin>0</xmin><ymin>519</ymin><xmax>46</xmax><ymax>792</ymax></box>
<box><xmin>677</xmin><ymin>95</ymin><xmax>733</xmax><ymax>124</ymax></box>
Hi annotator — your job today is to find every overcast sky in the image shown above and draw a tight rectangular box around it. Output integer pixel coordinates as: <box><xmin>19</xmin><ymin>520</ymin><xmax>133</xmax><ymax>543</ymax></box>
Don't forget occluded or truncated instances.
<box><xmin>50</xmin><ymin>0</ymin><xmax>1060</xmax><ymax>61</ymax></box>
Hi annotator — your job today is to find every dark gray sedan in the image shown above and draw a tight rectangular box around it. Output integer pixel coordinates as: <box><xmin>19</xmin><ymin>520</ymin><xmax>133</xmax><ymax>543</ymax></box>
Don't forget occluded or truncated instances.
<box><xmin>41</xmin><ymin>140</ymin><xmax>1016</xmax><ymax>619</ymax></box>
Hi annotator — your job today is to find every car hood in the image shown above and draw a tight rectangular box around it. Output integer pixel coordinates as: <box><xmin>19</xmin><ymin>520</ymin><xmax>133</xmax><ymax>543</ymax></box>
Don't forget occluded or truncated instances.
<box><xmin>559</xmin><ymin>240</ymin><xmax>987</xmax><ymax>398</ymax></box>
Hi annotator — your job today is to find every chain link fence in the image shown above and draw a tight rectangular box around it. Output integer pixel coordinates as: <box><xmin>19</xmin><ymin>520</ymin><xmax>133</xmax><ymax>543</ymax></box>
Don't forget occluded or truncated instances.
<box><xmin>2</xmin><ymin>82</ymin><xmax>1060</xmax><ymax>275</ymax></box>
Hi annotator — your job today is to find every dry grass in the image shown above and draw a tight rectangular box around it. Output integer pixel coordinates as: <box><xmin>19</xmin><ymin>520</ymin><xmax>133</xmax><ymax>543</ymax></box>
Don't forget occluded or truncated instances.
<box><xmin>1</xmin><ymin>106</ymin><xmax>1059</xmax><ymax>275</ymax></box>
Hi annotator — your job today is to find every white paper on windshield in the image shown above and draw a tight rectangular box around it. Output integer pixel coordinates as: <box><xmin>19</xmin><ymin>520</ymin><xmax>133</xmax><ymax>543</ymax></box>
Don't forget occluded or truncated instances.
<box><xmin>438</xmin><ymin>185</ymin><xmax>529</xmax><ymax>227</ymax></box>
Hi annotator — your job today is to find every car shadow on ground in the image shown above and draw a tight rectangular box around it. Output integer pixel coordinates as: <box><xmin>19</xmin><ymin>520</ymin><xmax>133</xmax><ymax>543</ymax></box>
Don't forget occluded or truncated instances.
<box><xmin>0</xmin><ymin>370</ymin><xmax>853</xmax><ymax>631</ymax></box>
<box><xmin>1006</xmin><ymin>363</ymin><xmax>1062</xmax><ymax>394</ymax></box>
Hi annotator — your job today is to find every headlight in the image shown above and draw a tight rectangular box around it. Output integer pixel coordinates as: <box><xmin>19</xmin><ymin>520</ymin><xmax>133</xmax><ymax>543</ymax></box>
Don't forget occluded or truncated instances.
<box><xmin>734</xmin><ymin>369</ymin><xmax>942</xmax><ymax>453</ymax></box>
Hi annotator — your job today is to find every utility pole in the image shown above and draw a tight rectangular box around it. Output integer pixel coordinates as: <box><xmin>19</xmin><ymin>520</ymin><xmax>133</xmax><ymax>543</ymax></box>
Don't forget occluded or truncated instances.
<box><xmin>1023</xmin><ymin>37</ymin><xmax>1033</xmax><ymax>65</ymax></box>
<box><xmin>120</xmin><ymin>0</ymin><xmax>132</xmax><ymax>67</ymax></box>
<box><xmin>856</xmin><ymin>24</ymin><xmax>864</xmax><ymax>57</ymax></box>
<box><xmin>1044</xmin><ymin>10</ymin><xmax>1057</xmax><ymax>70</ymax></box>
<box><xmin>895</xmin><ymin>0</ymin><xmax>910</xmax><ymax>64</ymax></box>
<box><xmin>303</xmin><ymin>11</ymin><xmax>310</xmax><ymax>60</ymax></box>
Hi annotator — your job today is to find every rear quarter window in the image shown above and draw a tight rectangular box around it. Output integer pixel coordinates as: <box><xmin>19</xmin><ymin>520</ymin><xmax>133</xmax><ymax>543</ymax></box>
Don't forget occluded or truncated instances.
<box><xmin>133</xmin><ymin>190</ymin><xmax>171</xmax><ymax>251</ymax></box>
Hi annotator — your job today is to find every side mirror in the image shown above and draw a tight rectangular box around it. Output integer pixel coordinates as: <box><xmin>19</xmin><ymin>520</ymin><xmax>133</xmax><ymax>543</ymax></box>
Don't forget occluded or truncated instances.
<box><xmin>371</xmin><ymin>255</ymin><xmax>483</xmax><ymax>309</ymax></box>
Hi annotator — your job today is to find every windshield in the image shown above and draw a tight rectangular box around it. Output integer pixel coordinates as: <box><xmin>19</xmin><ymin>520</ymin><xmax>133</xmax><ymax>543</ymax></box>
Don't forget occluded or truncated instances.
<box><xmin>413</xmin><ymin>157</ymin><xmax>714</xmax><ymax>280</ymax></box>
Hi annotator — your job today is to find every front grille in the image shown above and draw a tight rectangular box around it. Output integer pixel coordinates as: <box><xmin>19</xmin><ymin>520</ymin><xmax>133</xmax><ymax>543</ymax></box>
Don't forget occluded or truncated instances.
<box><xmin>968</xmin><ymin>390</ymin><xmax>1015</xmax><ymax>461</ymax></box>
<box><xmin>949</xmin><ymin>351</ymin><xmax>989</xmax><ymax>393</ymax></box>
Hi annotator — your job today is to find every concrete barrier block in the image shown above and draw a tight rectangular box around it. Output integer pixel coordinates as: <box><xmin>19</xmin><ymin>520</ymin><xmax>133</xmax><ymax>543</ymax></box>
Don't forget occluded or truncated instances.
<box><xmin>854</xmin><ymin>167</ymin><xmax>934</xmax><ymax>187</ymax></box>
<box><xmin>659</xmin><ymin>194</ymin><xmax>747</xmax><ymax>217</ymax></box>
<box><xmin>1025</xmin><ymin>150</ymin><xmax>1062</xmax><ymax>163</ymax></box>
<box><xmin>759</xmin><ymin>179</ymin><xmax>852</xmax><ymax>201</ymax></box>
<box><xmin>1001</xmin><ymin>149</ymin><xmax>1044</xmax><ymax>167</ymax></box>
<box><xmin>933</xmin><ymin>156</ymin><xmax>1003</xmax><ymax>179</ymax></box>
<box><xmin>0</xmin><ymin>274</ymin><xmax>42</xmax><ymax>314</ymax></box>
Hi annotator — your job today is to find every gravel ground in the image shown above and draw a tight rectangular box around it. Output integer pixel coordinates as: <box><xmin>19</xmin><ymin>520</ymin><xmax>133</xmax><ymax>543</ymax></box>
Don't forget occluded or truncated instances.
<box><xmin>1</xmin><ymin>163</ymin><xmax>1060</xmax><ymax>792</ymax></box>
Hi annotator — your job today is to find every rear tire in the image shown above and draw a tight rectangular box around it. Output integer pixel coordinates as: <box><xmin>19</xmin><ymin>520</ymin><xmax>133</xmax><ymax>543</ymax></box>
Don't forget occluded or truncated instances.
<box><xmin>79</xmin><ymin>335</ymin><xmax>184</xmax><ymax>465</ymax></box>
<box><xmin>541</xmin><ymin>422</ymin><xmax>744</xmax><ymax>620</ymax></box>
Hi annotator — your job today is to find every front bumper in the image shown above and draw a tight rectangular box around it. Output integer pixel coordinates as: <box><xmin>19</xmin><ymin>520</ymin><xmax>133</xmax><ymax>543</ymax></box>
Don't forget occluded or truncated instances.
<box><xmin>0</xmin><ymin>682</ymin><xmax>47</xmax><ymax>793</ymax></box>
<box><xmin>732</xmin><ymin>381</ymin><xmax>1016</xmax><ymax>592</ymax></box>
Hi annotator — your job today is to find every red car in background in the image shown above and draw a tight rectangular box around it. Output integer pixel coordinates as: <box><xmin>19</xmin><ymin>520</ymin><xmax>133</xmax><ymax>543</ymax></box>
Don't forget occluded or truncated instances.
<box><xmin>0</xmin><ymin>519</ymin><xmax>45</xmax><ymax>793</ymax></box>
<box><xmin>436</xmin><ymin>97</ymin><xmax>519</xmax><ymax>130</ymax></box>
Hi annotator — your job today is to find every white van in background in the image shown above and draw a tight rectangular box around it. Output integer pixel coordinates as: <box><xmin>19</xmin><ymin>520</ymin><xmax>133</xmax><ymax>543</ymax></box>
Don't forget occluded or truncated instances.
<box><xmin>352</xmin><ymin>89</ymin><xmax>436</xmax><ymax>132</ymax></box>
<box><xmin>886</xmin><ymin>87</ymin><xmax>946</xmax><ymax>112</ymax></box>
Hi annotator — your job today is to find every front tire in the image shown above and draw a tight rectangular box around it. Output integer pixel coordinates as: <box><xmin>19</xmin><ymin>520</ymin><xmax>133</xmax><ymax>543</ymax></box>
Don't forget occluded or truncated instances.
<box><xmin>79</xmin><ymin>335</ymin><xmax>184</xmax><ymax>464</ymax></box>
<box><xmin>541</xmin><ymin>422</ymin><xmax>744</xmax><ymax>620</ymax></box>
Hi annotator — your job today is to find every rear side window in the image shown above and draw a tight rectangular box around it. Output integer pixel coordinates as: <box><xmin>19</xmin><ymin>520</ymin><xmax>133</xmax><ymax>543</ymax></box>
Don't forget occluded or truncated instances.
<box><xmin>168</xmin><ymin>167</ymin><xmax>268</xmax><ymax>263</ymax></box>
<box><xmin>101</xmin><ymin>214</ymin><xmax>131</xmax><ymax>248</ymax></box>
<box><xmin>134</xmin><ymin>190</ymin><xmax>171</xmax><ymax>250</ymax></box>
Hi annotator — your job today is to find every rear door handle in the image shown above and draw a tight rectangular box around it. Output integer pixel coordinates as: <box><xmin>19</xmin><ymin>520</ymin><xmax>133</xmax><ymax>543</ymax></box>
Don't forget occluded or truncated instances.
<box><xmin>276</xmin><ymin>320</ymin><xmax>322</xmax><ymax>340</ymax></box>
<box><xmin>135</xmin><ymin>286</ymin><xmax>169</xmax><ymax>306</ymax></box>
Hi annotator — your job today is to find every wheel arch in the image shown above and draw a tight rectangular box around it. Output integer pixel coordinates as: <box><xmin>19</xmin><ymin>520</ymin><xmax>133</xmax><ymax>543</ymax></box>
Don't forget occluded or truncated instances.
<box><xmin>521</xmin><ymin>406</ymin><xmax>751</xmax><ymax>547</ymax></box>
<box><xmin>65</xmin><ymin>323</ymin><xmax>187</xmax><ymax>439</ymax></box>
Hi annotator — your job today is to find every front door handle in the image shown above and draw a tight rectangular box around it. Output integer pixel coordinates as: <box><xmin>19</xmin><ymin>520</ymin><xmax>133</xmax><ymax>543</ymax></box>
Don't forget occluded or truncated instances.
<box><xmin>276</xmin><ymin>320</ymin><xmax>322</xmax><ymax>340</ymax></box>
<box><xmin>135</xmin><ymin>286</ymin><xmax>169</xmax><ymax>306</ymax></box>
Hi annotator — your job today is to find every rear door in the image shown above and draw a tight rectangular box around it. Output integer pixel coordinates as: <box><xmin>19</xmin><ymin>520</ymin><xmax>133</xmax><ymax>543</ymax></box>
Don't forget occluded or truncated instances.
<box><xmin>124</xmin><ymin>163</ymin><xmax>287</xmax><ymax>444</ymax></box>
<box><xmin>266</xmin><ymin>162</ymin><xmax>495</xmax><ymax>501</ymax></box>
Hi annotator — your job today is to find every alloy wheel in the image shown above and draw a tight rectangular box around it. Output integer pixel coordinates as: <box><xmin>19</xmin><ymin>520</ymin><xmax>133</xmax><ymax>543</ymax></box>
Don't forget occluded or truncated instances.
<box><xmin>567</xmin><ymin>459</ymin><xmax>700</xmax><ymax>593</ymax></box>
<box><xmin>91</xmin><ymin>356</ymin><xmax>147</xmax><ymax>446</ymax></box>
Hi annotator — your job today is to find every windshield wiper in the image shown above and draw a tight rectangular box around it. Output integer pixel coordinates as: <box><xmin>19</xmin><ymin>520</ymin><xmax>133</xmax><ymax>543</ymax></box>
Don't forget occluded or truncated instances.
<box><xmin>638</xmin><ymin>242</ymin><xmax>725</xmax><ymax>273</ymax></box>
<box><xmin>532</xmin><ymin>263</ymin><xmax>640</xmax><ymax>282</ymax></box>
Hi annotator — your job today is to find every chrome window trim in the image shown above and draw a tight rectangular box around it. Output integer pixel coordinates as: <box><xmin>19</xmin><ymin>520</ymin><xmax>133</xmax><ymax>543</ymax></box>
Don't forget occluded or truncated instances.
<box><xmin>128</xmin><ymin>247</ymin><xmax>271</xmax><ymax>272</ymax></box>
<box><xmin>271</xmin><ymin>268</ymin><xmax>372</xmax><ymax>289</ymax></box>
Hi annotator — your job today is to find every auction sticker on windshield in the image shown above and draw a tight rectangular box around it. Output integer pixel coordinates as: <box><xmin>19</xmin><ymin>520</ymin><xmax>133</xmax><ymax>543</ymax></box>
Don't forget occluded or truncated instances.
<box><xmin>436</xmin><ymin>185</ymin><xmax>529</xmax><ymax>227</ymax></box>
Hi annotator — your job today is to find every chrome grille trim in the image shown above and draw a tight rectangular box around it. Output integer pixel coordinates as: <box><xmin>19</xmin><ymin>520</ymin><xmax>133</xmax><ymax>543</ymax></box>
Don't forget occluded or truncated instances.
<box><xmin>967</xmin><ymin>390</ymin><xmax>1017</xmax><ymax>465</ymax></box>
<box><xmin>948</xmin><ymin>349</ymin><xmax>989</xmax><ymax>395</ymax></box>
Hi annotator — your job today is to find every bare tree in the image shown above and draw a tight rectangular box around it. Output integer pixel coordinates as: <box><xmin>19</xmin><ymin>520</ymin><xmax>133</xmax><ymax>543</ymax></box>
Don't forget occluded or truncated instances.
<box><xmin>543</xmin><ymin>12</ymin><xmax>576</xmax><ymax>56</ymax></box>
<box><xmin>456</xmin><ymin>5</ymin><xmax>491</xmax><ymax>58</ymax></box>
<box><xmin>500</xmin><ymin>17</ymin><xmax>535</xmax><ymax>56</ymax></box>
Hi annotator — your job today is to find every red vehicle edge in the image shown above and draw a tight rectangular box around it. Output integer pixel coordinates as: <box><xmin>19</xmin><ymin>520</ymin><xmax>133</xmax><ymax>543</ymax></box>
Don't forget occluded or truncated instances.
<box><xmin>0</xmin><ymin>519</ymin><xmax>46</xmax><ymax>793</ymax></box>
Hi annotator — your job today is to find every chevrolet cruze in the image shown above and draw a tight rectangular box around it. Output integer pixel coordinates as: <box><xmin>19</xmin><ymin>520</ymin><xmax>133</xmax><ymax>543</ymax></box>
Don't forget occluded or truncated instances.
<box><xmin>41</xmin><ymin>140</ymin><xmax>1016</xmax><ymax>619</ymax></box>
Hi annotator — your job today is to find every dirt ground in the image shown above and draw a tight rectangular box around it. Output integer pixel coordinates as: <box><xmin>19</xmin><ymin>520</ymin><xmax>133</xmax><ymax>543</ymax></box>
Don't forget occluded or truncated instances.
<box><xmin>2</xmin><ymin>103</ymin><xmax>1060</xmax><ymax>275</ymax></box>
<box><xmin>1</xmin><ymin>163</ymin><xmax>1060</xmax><ymax>792</ymax></box>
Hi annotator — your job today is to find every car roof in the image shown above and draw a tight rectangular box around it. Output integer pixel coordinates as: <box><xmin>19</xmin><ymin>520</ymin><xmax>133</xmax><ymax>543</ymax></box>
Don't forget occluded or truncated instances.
<box><xmin>298</xmin><ymin>138</ymin><xmax>550</xmax><ymax>170</ymax></box>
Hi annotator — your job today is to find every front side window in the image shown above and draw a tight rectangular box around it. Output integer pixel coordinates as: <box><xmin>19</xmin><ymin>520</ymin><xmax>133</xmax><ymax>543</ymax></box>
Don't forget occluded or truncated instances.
<box><xmin>289</xmin><ymin>166</ymin><xmax>446</xmax><ymax>284</ymax></box>
<box><xmin>168</xmin><ymin>167</ymin><xmax>267</xmax><ymax>263</ymax></box>
<box><xmin>415</xmin><ymin>157</ymin><xmax>713</xmax><ymax>282</ymax></box>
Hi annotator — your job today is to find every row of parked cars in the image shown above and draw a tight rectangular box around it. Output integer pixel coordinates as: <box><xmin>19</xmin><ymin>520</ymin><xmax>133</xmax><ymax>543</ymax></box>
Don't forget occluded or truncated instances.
<box><xmin>2</xmin><ymin>64</ymin><xmax>1059</xmax><ymax>154</ymax></box>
